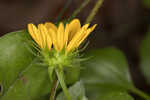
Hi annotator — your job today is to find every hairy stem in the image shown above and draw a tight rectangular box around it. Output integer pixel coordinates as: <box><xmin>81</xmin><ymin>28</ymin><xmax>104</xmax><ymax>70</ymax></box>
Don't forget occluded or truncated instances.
<box><xmin>69</xmin><ymin>0</ymin><xmax>90</xmax><ymax>20</ymax></box>
<box><xmin>49</xmin><ymin>79</ymin><xmax>59</xmax><ymax>100</ymax></box>
<box><xmin>55</xmin><ymin>67</ymin><xmax>71</xmax><ymax>100</ymax></box>
<box><xmin>131</xmin><ymin>87</ymin><xmax>150</xmax><ymax>100</ymax></box>
<box><xmin>56</xmin><ymin>0</ymin><xmax>73</xmax><ymax>22</ymax></box>
<box><xmin>85</xmin><ymin>0</ymin><xmax>104</xmax><ymax>24</ymax></box>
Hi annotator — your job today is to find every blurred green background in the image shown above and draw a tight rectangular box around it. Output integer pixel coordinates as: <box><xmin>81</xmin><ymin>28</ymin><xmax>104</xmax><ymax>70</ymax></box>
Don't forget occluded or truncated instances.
<box><xmin>0</xmin><ymin>0</ymin><xmax>150</xmax><ymax>99</ymax></box>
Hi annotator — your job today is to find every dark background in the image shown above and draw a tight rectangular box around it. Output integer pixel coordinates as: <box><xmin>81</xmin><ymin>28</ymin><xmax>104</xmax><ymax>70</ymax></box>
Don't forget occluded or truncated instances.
<box><xmin>0</xmin><ymin>0</ymin><xmax>150</xmax><ymax>99</ymax></box>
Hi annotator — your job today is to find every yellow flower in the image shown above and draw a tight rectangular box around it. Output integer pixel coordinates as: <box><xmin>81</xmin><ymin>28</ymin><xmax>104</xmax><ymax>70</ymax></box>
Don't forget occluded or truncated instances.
<box><xmin>27</xmin><ymin>19</ymin><xmax>97</xmax><ymax>52</ymax></box>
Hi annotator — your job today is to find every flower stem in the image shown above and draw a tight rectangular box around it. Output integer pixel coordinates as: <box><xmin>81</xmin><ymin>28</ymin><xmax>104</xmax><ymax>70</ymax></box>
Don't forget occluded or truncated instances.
<box><xmin>85</xmin><ymin>0</ymin><xmax>104</xmax><ymax>24</ymax></box>
<box><xmin>55</xmin><ymin>67</ymin><xmax>71</xmax><ymax>100</ymax></box>
<box><xmin>69</xmin><ymin>0</ymin><xmax>90</xmax><ymax>20</ymax></box>
<box><xmin>49</xmin><ymin>79</ymin><xmax>59</xmax><ymax>100</ymax></box>
<box><xmin>48</xmin><ymin>67</ymin><xmax>55</xmax><ymax>82</ymax></box>
<box><xmin>131</xmin><ymin>87</ymin><xmax>150</xmax><ymax>100</ymax></box>
<box><xmin>56</xmin><ymin>0</ymin><xmax>73</xmax><ymax>22</ymax></box>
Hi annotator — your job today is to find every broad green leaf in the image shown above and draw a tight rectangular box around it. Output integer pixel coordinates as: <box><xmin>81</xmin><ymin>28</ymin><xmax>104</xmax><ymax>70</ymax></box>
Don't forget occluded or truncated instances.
<box><xmin>0</xmin><ymin>30</ymin><xmax>80</xmax><ymax>100</ymax></box>
<box><xmin>140</xmin><ymin>28</ymin><xmax>150</xmax><ymax>83</ymax></box>
<box><xmin>99</xmin><ymin>90</ymin><xmax>134</xmax><ymax>100</ymax></box>
<box><xmin>0</xmin><ymin>30</ymin><xmax>34</xmax><ymax>93</ymax></box>
<box><xmin>1</xmin><ymin>60</ymin><xmax>51</xmax><ymax>100</ymax></box>
<box><xmin>56</xmin><ymin>81</ymin><xmax>88</xmax><ymax>100</ymax></box>
<box><xmin>87</xmin><ymin>84</ymin><xmax>134</xmax><ymax>100</ymax></box>
<box><xmin>0</xmin><ymin>30</ymin><xmax>51</xmax><ymax>100</ymax></box>
<box><xmin>86</xmin><ymin>85</ymin><xmax>134</xmax><ymax>100</ymax></box>
<box><xmin>81</xmin><ymin>48</ymin><xmax>134</xmax><ymax>99</ymax></box>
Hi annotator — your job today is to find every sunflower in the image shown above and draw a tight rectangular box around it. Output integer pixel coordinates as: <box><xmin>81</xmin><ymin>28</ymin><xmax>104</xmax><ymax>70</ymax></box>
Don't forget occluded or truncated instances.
<box><xmin>27</xmin><ymin>19</ymin><xmax>97</xmax><ymax>100</ymax></box>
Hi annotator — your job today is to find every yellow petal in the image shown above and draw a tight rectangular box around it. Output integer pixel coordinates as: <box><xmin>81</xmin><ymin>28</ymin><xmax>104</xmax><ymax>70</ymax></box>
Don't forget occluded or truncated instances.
<box><xmin>64</xmin><ymin>24</ymin><xmax>69</xmax><ymax>47</ymax></box>
<box><xmin>67</xmin><ymin>28</ymin><xmax>84</xmax><ymax>51</ymax></box>
<box><xmin>45</xmin><ymin>22</ymin><xmax>57</xmax><ymax>32</ymax></box>
<box><xmin>57</xmin><ymin>22</ymin><xmax>64</xmax><ymax>51</ymax></box>
<box><xmin>38</xmin><ymin>24</ymin><xmax>48</xmax><ymax>48</ymax></box>
<box><xmin>28</xmin><ymin>24</ymin><xmax>40</xmax><ymax>45</ymax></box>
<box><xmin>48</xmin><ymin>28</ymin><xmax>59</xmax><ymax>51</ymax></box>
<box><xmin>72</xmin><ymin>23</ymin><xmax>90</xmax><ymax>45</ymax></box>
<box><xmin>69</xmin><ymin>23</ymin><xmax>89</xmax><ymax>46</ymax></box>
<box><xmin>76</xmin><ymin>24</ymin><xmax>97</xmax><ymax>47</ymax></box>
<box><xmin>41</xmin><ymin>24</ymin><xmax>52</xmax><ymax>50</ymax></box>
<box><xmin>68</xmin><ymin>19</ymin><xmax>81</xmax><ymax>41</ymax></box>
<box><xmin>67</xmin><ymin>24</ymin><xmax>95</xmax><ymax>51</ymax></box>
<box><xmin>46</xmin><ymin>35</ymin><xmax>52</xmax><ymax>50</ymax></box>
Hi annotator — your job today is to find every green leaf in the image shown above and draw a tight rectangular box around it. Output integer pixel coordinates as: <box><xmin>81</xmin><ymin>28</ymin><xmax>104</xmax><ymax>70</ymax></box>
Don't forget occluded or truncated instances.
<box><xmin>98</xmin><ymin>90</ymin><xmax>134</xmax><ymax>100</ymax></box>
<box><xmin>0</xmin><ymin>30</ymin><xmax>51</xmax><ymax>100</ymax></box>
<box><xmin>86</xmin><ymin>85</ymin><xmax>134</xmax><ymax>100</ymax></box>
<box><xmin>56</xmin><ymin>81</ymin><xmax>88</xmax><ymax>100</ymax></box>
<box><xmin>143</xmin><ymin>0</ymin><xmax>150</xmax><ymax>8</ymax></box>
<box><xmin>140</xmin><ymin>28</ymin><xmax>150</xmax><ymax>83</ymax></box>
<box><xmin>81</xmin><ymin>48</ymin><xmax>133</xmax><ymax>89</ymax></box>
<box><xmin>81</xmin><ymin>48</ymin><xmax>134</xmax><ymax>99</ymax></box>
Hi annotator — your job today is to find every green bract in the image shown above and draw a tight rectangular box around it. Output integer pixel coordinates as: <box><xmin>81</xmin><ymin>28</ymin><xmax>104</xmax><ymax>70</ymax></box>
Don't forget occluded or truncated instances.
<box><xmin>43</xmin><ymin>49</ymin><xmax>78</xmax><ymax>69</ymax></box>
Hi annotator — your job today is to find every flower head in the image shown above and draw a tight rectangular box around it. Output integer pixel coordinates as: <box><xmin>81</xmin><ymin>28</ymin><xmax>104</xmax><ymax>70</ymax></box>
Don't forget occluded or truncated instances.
<box><xmin>28</xmin><ymin>19</ymin><xmax>97</xmax><ymax>52</ymax></box>
<box><xmin>27</xmin><ymin>19</ymin><xmax>97</xmax><ymax>99</ymax></box>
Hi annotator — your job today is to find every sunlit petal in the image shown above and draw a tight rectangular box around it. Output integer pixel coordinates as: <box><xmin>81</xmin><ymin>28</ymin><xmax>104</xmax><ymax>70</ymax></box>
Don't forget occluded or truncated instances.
<box><xmin>48</xmin><ymin>28</ymin><xmax>58</xmax><ymax>51</ymax></box>
<box><xmin>68</xmin><ymin>19</ymin><xmax>81</xmax><ymax>41</ymax></box>
<box><xmin>64</xmin><ymin>24</ymin><xmax>69</xmax><ymax>47</ymax></box>
<box><xmin>57</xmin><ymin>22</ymin><xmax>65</xmax><ymax>51</ymax></box>
<box><xmin>76</xmin><ymin>24</ymin><xmax>97</xmax><ymax>47</ymax></box>
<box><xmin>28</xmin><ymin>24</ymin><xmax>40</xmax><ymax>45</ymax></box>
<box><xmin>45</xmin><ymin>22</ymin><xmax>57</xmax><ymax>32</ymax></box>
